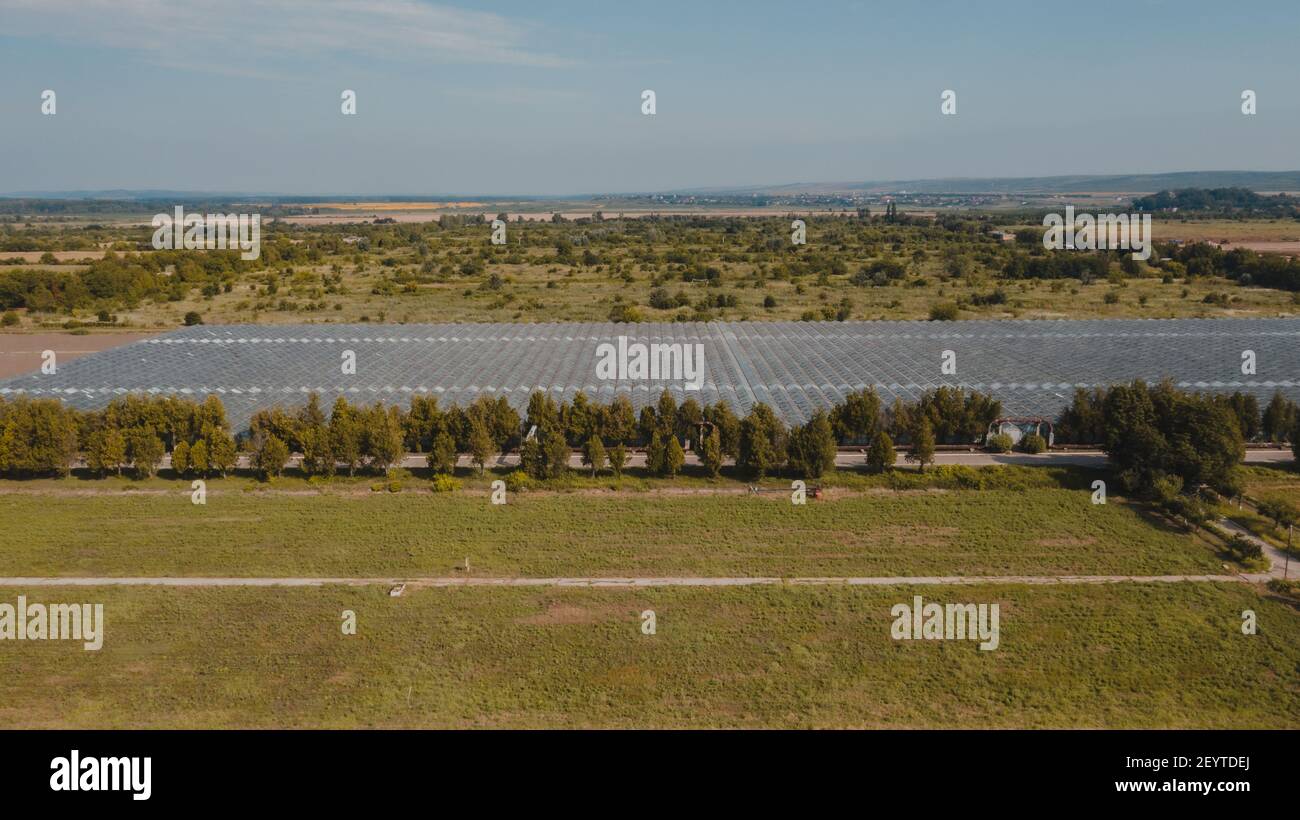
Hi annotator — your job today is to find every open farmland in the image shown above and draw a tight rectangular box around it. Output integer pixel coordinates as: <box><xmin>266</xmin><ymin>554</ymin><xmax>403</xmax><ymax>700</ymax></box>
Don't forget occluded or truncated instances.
<box><xmin>3</xmin><ymin>214</ymin><xmax>1300</xmax><ymax>333</ymax></box>
<box><xmin>0</xmin><ymin>482</ymin><xmax>1229</xmax><ymax>578</ymax></box>
<box><xmin>0</xmin><ymin>582</ymin><xmax>1294</xmax><ymax>729</ymax></box>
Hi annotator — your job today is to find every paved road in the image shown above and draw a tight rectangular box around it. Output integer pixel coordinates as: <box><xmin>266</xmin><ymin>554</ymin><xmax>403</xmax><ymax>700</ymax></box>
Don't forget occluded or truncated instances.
<box><xmin>238</xmin><ymin>447</ymin><xmax>1290</xmax><ymax>472</ymax></box>
<box><xmin>107</xmin><ymin>446</ymin><xmax>1294</xmax><ymax>473</ymax></box>
<box><xmin>1216</xmin><ymin>518</ymin><xmax>1296</xmax><ymax>581</ymax></box>
<box><xmin>0</xmin><ymin>574</ymin><xmax>1254</xmax><ymax>589</ymax></box>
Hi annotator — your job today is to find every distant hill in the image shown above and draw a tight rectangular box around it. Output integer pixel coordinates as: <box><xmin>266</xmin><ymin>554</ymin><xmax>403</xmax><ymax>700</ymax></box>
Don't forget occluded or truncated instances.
<box><xmin>8</xmin><ymin>171</ymin><xmax>1300</xmax><ymax>202</ymax></box>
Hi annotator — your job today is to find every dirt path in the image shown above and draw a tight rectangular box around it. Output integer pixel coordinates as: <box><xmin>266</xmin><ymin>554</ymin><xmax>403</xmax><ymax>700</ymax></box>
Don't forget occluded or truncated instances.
<box><xmin>0</xmin><ymin>574</ymin><xmax>1254</xmax><ymax>589</ymax></box>
<box><xmin>1216</xmin><ymin>518</ymin><xmax>1296</xmax><ymax>580</ymax></box>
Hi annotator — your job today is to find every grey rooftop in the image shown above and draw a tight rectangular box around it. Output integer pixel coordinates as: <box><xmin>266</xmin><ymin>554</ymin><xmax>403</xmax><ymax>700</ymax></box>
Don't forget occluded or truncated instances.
<box><xmin>2</xmin><ymin>318</ymin><xmax>1298</xmax><ymax>432</ymax></box>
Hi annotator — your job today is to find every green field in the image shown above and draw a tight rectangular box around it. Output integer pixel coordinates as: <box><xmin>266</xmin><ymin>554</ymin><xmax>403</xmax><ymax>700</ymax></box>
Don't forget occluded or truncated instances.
<box><xmin>0</xmin><ymin>485</ymin><xmax>1227</xmax><ymax>577</ymax></box>
<box><xmin>4</xmin><ymin>215</ymin><xmax>1299</xmax><ymax>331</ymax></box>
<box><xmin>0</xmin><ymin>583</ymin><xmax>1294</xmax><ymax>728</ymax></box>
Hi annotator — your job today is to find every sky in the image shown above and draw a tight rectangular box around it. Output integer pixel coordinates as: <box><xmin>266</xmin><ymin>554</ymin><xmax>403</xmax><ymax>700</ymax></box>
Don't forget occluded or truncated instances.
<box><xmin>1</xmin><ymin>0</ymin><xmax>1298</xmax><ymax>195</ymax></box>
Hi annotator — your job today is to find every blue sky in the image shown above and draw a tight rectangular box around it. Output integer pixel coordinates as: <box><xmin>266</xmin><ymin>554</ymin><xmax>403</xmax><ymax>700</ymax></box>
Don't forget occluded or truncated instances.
<box><xmin>1</xmin><ymin>0</ymin><xmax>1297</xmax><ymax>195</ymax></box>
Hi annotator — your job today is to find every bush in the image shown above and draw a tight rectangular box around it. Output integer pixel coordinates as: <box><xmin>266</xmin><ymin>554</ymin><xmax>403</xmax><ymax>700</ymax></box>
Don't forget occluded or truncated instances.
<box><xmin>0</xmin><ymin>311</ymin><xmax>18</xmax><ymax>326</ymax></box>
<box><xmin>1019</xmin><ymin>433</ymin><xmax>1047</xmax><ymax>454</ymax></box>
<box><xmin>928</xmin><ymin>301</ymin><xmax>959</xmax><ymax>321</ymax></box>
<box><xmin>183</xmin><ymin>311</ymin><xmax>203</xmax><ymax>326</ymax></box>
<box><xmin>1225</xmin><ymin>534</ymin><xmax>1263</xmax><ymax>562</ymax></box>
<box><xmin>985</xmin><ymin>433</ymin><xmax>1014</xmax><ymax>453</ymax></box>
<box><xmin>430</xmin><ymin>474</ymin><xmax>460</xmax><ymax>493</ymax></box>
<box><xmin>503</xmin><ymin>470</ymin><xmax>532</xmax><ymax>494</ymax></box>
<box><xmin>1267</xmin><ymin>578</ymin><xmax>1300</xmax><ymax>598</ymax></box>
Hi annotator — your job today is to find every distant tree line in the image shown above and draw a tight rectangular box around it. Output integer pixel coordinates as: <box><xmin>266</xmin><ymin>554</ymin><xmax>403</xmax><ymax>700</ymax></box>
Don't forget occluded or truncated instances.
<box><xmin>1133</xmin><ymin>187</ymin><xmax>1299</xmax><ymax>217</ymax></box>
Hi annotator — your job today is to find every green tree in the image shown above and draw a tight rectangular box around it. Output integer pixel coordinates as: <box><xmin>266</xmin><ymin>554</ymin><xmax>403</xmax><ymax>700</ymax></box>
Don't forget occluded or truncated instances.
<box><xmin>699</xmin><ymin>426</ymin><xmax>724</xmax><ymax>478</ymax></box>
<box><xmin>704</xmin><ymin>400</ymin><xmax>741</xmax><ymax>457</ymax></box>
<box><xmin>1293</xmin><ymin>414</ymin><xmax>1300</xmax><ymax>463</ymax></box>
<box><xmin>832</xmin><ymin>388</ymin><xmax>881</xmax><ymax>443</ymax></box>
<box><xmin>907</xmin><ymin>418</ymin><xmax>936</xmax><ymax>472</ymax></box>
<box><xmin>582</xmin><ymin>435</ymin><xmax>607</xmax><ymax>477</ymax></box>
<box><xmin>1257</xmin><ymin>497</ymin><xmax>1299</xmax><ymax>529</ymax></box>
<box><xmin>603</xmin><ymin>395</ymin><xmax>636</xmax><ymax>445</ymax></box>
<box><xmin>329</xmin><ymin>399</ymin><xmax>364</xmax><ymax>477</ymax></box>
<box><xmin>787</xmin><ymin>409</ymin><xmax>837</xmax><ymax>478</ymax></box>
<box><xmin>254</xmin><ymin>435</ymin><xmax>290</xmax><ymax>479</ymax></box>
<box><xmin>428</xmin><ymin>431</ymin><xmax>457</xmax><ymax>475</ymax></box>
<box><xmin>364</xmin><ymin>404</ymin><xmax>405</xmax><ymax>474</ymax></box>
<box><xmin>663</xmin><ymin>434</ymin><xmax>685</xmax><ymax>478</ymax></box>
<box><xmin>541</xmin><ymin>429</ymin><xmax>570</xmax><ymax>478</ymax></box>
<box><xmin>189</xmin><ymin>438</ymin><xmax>209</xmax><ymax>478</ymax></box>
<box><xmin>655</xmin><ymin>390</ymin><xmax>678</xmax><ymax>437</ymax></box>
<box><xmin>866</xmin><ymin>430</ymin><xmax>896</xmax><ymax>473</ymax></box>
<box><xmin>85</xmin><ymin>428</ymin><xmax>127</xmax><ymax>477</ymax></box>
<box><xmin>208</xmin><ymin>429</ymin><xmax>237</xmax><ymax>478</ymax></box>
<box><xmin>127</xmin><ymin>427</ymin><xmax>165</xmax><ymax>479</ymax></box>
<box><xmin>1262</xmin><ymin>391</ymin><xmax>1296</xmax><ymax>442</ymax></box>
<box><xmin>738</xmin><ymin>403</ymin><xmax>786</xmax><ymax>479</ymax></box>
<box><xmin>171</xmin><ymin>439</ymin><xmax>191</xmax><ymax>476</ymax></box>
<box><xmin>676</xmin><ymin>398</ymin><xmax>703</xmax><ymax>443</ymax></box>
<box><xmin>524</xmin><ymin>391</ymin><xmax>560</xmax><ymax>439</ymax></box>
<box><xmin>299</xmin><ymin>425</ymin><xmax>334</xmax><ymax>477</ymax></box>
<box><xmin>564</xmin><ymin>392</ymin><xmax>596</xmax><ymax>446</ymax></box>
<box><xmin>645</xmin><ymin>430</ymin><xmax>668</xmax><ymax>475</ymax></box>
<box><xmin>467</xmin><ymin>419</ymin><xmax>496</xmax><ymax>475</ymax></box>
<box><xmin>608</xmin><ymin>443</ymin><xmax>628</xmax><ymax>477</ymax></box>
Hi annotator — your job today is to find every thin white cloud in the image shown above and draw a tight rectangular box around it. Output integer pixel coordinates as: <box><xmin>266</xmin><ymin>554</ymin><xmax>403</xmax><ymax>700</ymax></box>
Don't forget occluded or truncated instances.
<box><xmin>0</xmin><ymin>0</ymin><xmax>572</xmax><ymax>70</ymax></box>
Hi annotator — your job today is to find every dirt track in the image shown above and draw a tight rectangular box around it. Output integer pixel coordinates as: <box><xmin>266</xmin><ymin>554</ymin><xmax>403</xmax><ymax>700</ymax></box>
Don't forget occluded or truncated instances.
<box><xmin>0</xmin><ymin>332</ymin><xmax>156</xmax><ymax>378</ymax></box>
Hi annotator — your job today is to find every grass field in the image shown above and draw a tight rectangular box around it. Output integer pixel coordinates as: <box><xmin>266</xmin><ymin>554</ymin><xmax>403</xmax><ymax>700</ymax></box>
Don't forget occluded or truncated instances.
<box><xmin>0</xmin><ymin>582</ymin><xmax>1294</xmax><ymax>728</ymax></box>
<box><xmin>13</xmin><ymin>261</ymin><xmax>1295</xmax><ymax>328</ymax></box>
<box><xmin>0</xmin><ymin>483</ymin><xmax>1228</xmax><ymax>577</ymax></box>
<box><xmin>5</xmin><ymin>216</ymin><xmax>1299</xmax><ymax>331</ymax></box>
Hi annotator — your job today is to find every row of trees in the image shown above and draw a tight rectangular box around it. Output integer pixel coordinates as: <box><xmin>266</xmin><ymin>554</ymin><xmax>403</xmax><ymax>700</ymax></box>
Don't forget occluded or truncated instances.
<box><xmin>1057</xmin><ymin>386</ymin><xmax>1297</xmax><ymax>446</ymax></box>
<box><xmin>0</xmin><ymin>393</ymin><xmax>237</xmax><ymax>479</ymax></box>
<box><xmin>0</xmin><ymin>385</ymin><xmax>989</xmax><ymax>481</ymax></box>
<box><xmin>5</xmin><ymin>381</ymin><xmax>1295</xmax><ymax>489</ymax></box>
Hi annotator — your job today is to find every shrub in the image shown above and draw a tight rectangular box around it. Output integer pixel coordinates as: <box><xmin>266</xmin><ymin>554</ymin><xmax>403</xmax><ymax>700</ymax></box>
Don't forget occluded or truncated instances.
<box><xmin>430</xmin><ymin>474</ymin><xmax>460</xmax><ymax>493</ymax></box>
<box><xmin>1256</xmin><ymin>497</ymin><xmax>1299</xmax><ymax>528</ymax></box>
<box><xmin>1267</xmin><ymin>578</ymin><xmax>1300</xmax><ymax>598</ymax></box>
<box><xmin>985</xmin><ymin>433</ymin><xmax>1014</xmax><ymax>453</ymax></box>
<box><xmin>503</xmin><ymin>470</ymin><xmax>532</xmax><ymax>494</ymax></box>
<box><xmin>1019</xmin><ymin>433</ymin><xmax>1047</xmax><ymax>454</ymax></box>
<box><xmin>1225</xmin><ymin>534</ymin><xmax>1263</xmax><ymax>562</ymax></box>
<box><xmin>928</xmin><ymin>301</ymin><xmax>959</xmax><ymax>321</ymax></box>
